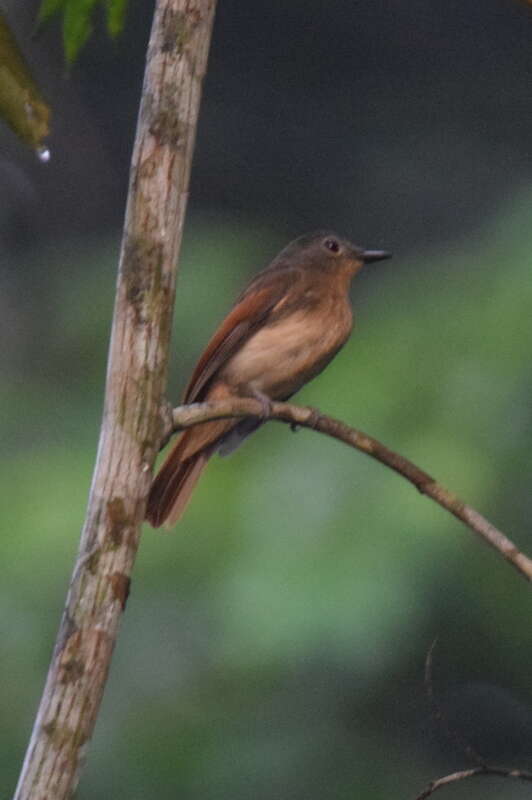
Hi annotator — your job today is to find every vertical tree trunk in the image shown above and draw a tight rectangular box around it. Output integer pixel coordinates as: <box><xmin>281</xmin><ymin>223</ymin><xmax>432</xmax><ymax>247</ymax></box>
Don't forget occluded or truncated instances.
<box><xmin>14</xmin><ymin>1</ymin><xmax>216</xmax><ymax>797</ymax></box>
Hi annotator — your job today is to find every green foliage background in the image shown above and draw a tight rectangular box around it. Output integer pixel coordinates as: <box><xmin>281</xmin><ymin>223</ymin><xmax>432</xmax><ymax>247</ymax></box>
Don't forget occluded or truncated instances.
<box><xmin>2</xmin><ymin>192</ymin><xmax>532</xmax><ymax>797</ymax></box>
<box><xmin>38</xmin><ymin>0</ymin><xmax>128</xmax><ymax>62</ymax></box>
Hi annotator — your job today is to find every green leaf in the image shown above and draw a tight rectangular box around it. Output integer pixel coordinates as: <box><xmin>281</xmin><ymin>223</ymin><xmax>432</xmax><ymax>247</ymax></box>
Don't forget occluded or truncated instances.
<box><xmin>63</xmin><ymin>0</ymin><xmax>99</xmax><ymax>63</ymax></box>
<box><xmin>0</xmin><ymin>10</ymin><xmax>51</xmax><ymax>151</ymax></box>
<box><xmin>105</xmin><ymin>0</ymin><xmax>128</xmax><ymax>38</ymax></box>
<box><xmin>37</xmin><ymin>0</ymin><xmax>130</xmax><ymax>62</ymax></box>
<box><xmin>37</xmin><ymin>0</ymin><xmax>67</xmax><ymax>27</ymax></box>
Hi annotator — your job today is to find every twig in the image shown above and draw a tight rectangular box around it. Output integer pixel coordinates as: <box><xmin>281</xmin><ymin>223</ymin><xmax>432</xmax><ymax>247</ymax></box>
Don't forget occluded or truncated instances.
<box><xmin>417</xmin><ymin>641</ymin><xmax>532</xmax><ymax>797</ymax></box>
<box><xmin>168</xmin><ymin>398</ymin><xmax>532</xmax><ymax>583</ymax></box>
<box><xmin>14</xmin><ymin>2</ymin><xmax>217</xmax><ymax>799</ymax></box>
<box><xmin>424</xmin><ymin>639</ymin><xmax>486</xmax><ymax>766</ymax></box>
<box><xmin>414</xmin><ymin>765</ymin><xmax>532</xmax><ymax>799</ymax></box>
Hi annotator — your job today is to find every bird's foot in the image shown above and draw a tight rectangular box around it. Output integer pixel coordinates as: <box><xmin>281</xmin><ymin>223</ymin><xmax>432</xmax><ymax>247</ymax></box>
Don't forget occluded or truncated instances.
<box><xmin>305</xmin><ymin>406</ymin><xmax>322</xmax><ymax>430</ymax></box>
<box><xmin>159</xmin><ymin>398</ymin><xmax>175</xmax><ymax>449</ymax></box>
<box><xmin>250</xmin><ymin>388</ymin><xmax>273</xmax><ymax>419</ymax></box>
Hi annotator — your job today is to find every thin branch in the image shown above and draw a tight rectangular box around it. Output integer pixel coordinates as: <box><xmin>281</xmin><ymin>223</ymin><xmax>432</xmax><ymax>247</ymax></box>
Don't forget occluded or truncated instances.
<box><xmin>168</xmin><ymin>398</ymin><xmax>532</xmax><ymax>583</ymax></box>
<box><xmin>414</xmin><ymin>765</ymin><xmax>532</xmax><ymax>799</ymax></box>
<box><xmin>424</xmin><ymin>640</ymin><xmax>486</xmax><ymax>766</ymax></box>
<box><xmin>14</xmin><ymin>2</ymin><xmax>217</xmax><ymax>799</ymax></box>
<box><xmin>417</xmin><ymin>641</ymin><xmax>532</xmax><ymax>797</ymax></box>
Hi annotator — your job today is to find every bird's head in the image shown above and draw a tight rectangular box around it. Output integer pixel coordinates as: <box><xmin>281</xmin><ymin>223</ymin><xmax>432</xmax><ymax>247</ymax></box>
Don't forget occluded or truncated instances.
<box><xmin>276</xmin><ymin>230</ymin><xmax>391</xmax><ymax>278</ymax></box>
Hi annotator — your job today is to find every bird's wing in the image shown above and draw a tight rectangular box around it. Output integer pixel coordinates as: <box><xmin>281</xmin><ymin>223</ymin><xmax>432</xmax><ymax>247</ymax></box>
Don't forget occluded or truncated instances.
<box><xmin>184</xmin><ymin>267</ymin><xmax>298</xmax><ymax>403</ymax></box>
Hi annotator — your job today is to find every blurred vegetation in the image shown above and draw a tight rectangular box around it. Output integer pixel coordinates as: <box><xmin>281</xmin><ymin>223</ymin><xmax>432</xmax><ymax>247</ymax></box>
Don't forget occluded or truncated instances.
<box><xmin>38</xmin><ymin>0</ymin><xmax>129</xmax><ymax>62</ymax></box>
<box><xmin>3</xmin><ymin>190</ymin><xmax>532</xmax><ymax>797</ymax></box>
<box><xmin>0</xmin><ymin>10</ymin><xmax>50</xmax><ymax>153</ymax></box>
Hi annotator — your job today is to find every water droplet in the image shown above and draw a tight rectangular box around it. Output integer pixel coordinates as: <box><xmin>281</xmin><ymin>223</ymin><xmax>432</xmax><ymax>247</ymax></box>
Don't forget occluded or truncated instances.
<box><xmin>36</xmin><ymin>145</ymin><xmax>51</xmax><ymax>163</ymax></box>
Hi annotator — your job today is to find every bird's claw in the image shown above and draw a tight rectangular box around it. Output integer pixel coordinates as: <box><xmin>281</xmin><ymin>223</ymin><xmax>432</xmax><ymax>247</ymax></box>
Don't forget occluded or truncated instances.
<box><xmin>306</xmin><ymin>407</ymin><xmax>322</xmax><ymax>429</ymax></box>
<box><xmin>251</xmin><ymin>389</ymin><xmax>273</xmax><ymax>419</ymax></box>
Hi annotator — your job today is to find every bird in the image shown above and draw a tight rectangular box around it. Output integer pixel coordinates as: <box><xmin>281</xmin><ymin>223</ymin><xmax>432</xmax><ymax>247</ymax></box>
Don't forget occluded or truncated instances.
<box><xmin>145</xmin><ymin>231</ymin><xmax>390</xmax><ymax>527</ymax></box>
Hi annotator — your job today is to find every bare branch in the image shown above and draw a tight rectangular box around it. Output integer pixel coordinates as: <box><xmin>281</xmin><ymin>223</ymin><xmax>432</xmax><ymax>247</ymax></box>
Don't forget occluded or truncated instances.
<box><xmin>414</xmin><ymin>765</ymin><xmax>532</xmax><ymax>799</ymax></box>
<box><xmin>424</xmin><ymin>640</ymin><xmax>486</xmax><ymax>766</ymax></box>
<box><xmin>168</xmin><ymin>398</ymin><xmax>532</xmax><ymax>583</ymax></box>
<box><xmin>418</xmin><ymin>642</ymin><xmax>532</xmax><ymax>796</ymax></box>
<box><xmin>422</xmin><ymin>572</ymin><xmax>532</xmax><ymax>798</ymax></box>
<box><xmin>14</xmin><ymin>2</ymin><xmax>217</xmax><ymax>798</ymax></box>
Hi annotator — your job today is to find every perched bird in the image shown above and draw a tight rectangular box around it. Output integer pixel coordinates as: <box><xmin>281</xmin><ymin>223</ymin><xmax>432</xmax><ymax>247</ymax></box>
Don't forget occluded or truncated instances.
<box><xmin>146</xmin><ymin>231</ymin><xmax>390</xmax><ymax>527</ymax></box>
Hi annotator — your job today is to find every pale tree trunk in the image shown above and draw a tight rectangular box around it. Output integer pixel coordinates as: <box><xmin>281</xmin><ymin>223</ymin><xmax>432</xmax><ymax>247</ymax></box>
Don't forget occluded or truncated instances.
<box><xmin>14</xmin><ymin>1</ymin><xmax>217</xmax><ymax>797</ymax></box>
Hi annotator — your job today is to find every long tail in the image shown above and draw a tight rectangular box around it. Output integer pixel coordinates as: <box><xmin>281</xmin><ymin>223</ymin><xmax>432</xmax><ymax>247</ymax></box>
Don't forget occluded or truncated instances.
<box><xmin>145</xmin><ymin>419</ymin><xmax>234</xmax><ymax>528</ymax></box>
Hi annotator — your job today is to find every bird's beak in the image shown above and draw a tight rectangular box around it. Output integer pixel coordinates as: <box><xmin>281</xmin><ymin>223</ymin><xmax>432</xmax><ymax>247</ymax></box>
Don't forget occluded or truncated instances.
<box><xmin>361</xmin><ymin>249</ymin><xmax>391</xmax><ymax>264</ymax></box>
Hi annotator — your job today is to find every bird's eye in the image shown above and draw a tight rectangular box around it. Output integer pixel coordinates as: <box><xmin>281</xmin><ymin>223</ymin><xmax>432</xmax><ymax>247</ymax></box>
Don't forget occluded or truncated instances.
<box><xmin>323</xmin><ymin>238</ymin><xmax>340</xmax><ymax>254</ymax></box>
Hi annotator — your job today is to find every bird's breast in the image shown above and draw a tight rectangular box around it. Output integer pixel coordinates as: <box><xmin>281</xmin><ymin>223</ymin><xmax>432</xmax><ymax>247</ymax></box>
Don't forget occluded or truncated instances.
<box><xmin>219</xmin><ymin>297</ymin><xmax>353</xmax><ymax>399</ymax></box>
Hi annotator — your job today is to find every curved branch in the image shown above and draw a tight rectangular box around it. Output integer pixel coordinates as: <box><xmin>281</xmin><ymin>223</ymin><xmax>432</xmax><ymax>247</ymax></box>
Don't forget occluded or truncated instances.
<box><xmin>168</xmin><ymin>399</ymin><xmax>532</xmax><ymax>583</ymax></box>
<box><xmin>414</xmin><ymin>765</ymin><xmax>532</xmax><ymax>799</ymax></box>
<box><xmin>424</xmin><ymin>640</ymin><xmax>486</xmax><ymax>767</ymax></box>
<box><xmin>417</xmin><ymin>640</ymin><xmax>532</xmax><ymax>797</ymax></box>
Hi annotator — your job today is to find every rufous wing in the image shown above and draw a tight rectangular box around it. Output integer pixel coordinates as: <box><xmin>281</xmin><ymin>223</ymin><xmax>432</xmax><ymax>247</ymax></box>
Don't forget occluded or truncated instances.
<box><xmin>146</xmin><ymin>267</ymin><xmax>300</xmax><ymax>527</ymax></box>
<box><xmin>183</xmin><ymin>267</ymin><xmax>300</xmax><ymax>402</ymax></box>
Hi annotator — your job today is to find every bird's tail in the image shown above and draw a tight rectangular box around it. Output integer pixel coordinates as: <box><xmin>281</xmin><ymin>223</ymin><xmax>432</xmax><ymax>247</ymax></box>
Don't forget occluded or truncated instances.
<box><xmin>145</xmin><ymin>419</ymin><xmax>234</xmax><ymax>528</ymax></box>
